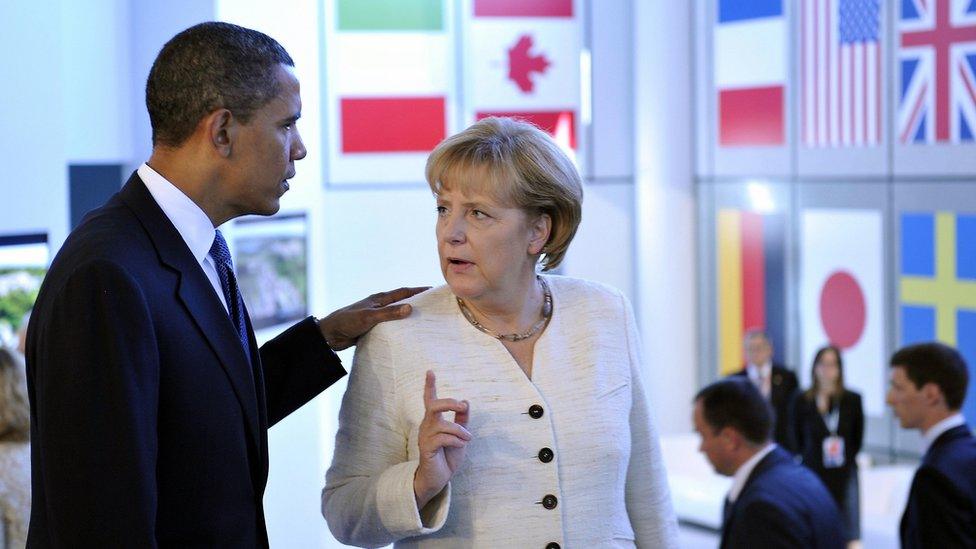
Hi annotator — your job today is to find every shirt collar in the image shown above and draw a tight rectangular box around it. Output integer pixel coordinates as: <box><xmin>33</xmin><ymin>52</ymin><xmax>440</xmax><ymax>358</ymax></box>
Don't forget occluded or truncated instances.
<box><xmin>138</xmin><ymin>163</ymin><xmax>217</xmax><ymax>265</ymax></box>
<box><xmin>922</xmin><ymin>413</ymin><xmax>966</xmax><ymax>454</ymax></box>
<box><xmin>728</xmin><ymin>443</ymin><xmax>776</xmax><ymax>503</ymax></box>
<box><xmin>747</xmin><ymin>362</ymin><xmax>772</xmax><ymax>381</ymax></box>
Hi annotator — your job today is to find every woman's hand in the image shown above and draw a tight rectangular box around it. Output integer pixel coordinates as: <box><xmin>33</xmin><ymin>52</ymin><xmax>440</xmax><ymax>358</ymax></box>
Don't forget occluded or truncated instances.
<box><xmin>413</xmin><ymin>370</ymin><xmax>471</xmax><ymax>510</ymax></box>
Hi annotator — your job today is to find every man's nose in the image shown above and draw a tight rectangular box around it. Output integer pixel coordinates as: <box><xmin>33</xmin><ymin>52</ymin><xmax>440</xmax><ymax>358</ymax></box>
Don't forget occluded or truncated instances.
<box><xmin>292</xmin><ymin>130</ymin><xmax>307</xmax><ymax>161</ymax></box>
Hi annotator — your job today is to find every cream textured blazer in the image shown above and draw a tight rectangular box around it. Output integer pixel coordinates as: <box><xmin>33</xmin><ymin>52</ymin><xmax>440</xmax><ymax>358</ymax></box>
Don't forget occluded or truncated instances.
<box><xmin>322</xmin><ymin>276</ymin><xmax>679</xmax><ymax>548</ymax></box>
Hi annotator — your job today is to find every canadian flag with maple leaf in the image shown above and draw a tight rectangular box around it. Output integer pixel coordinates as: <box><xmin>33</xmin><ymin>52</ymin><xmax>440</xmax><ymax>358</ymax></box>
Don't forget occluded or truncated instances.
<box><xmin>463</xmin><ymin>0</ymin><xmax>580</xmax><ymax>153</ymax></box>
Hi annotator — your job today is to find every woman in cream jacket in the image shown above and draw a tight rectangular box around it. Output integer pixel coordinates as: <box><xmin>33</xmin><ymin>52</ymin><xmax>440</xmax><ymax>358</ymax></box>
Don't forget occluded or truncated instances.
<box><xmin>322</xmin><ymin>117</ymin><xmax>678</xmax><ymax>548</ymax></box>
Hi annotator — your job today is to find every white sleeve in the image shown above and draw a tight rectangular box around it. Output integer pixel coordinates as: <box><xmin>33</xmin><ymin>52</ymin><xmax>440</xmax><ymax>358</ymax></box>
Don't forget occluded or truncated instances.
<box><xmin>321</xmin><ymin>328</ymin><xmax>450</xmax><ymax>548</ymax></box>
<box><xmin>620</xmin><ymin>294</ymin><xmax>681</xmax><ymax>548</ymax></box>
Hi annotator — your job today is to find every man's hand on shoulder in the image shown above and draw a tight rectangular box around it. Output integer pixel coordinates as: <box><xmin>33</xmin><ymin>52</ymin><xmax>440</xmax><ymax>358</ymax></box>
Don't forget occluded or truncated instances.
<box><xmin>318</xmin><ymin>287</ymin><xmax>429</xmax><ymax>350</ymax></box>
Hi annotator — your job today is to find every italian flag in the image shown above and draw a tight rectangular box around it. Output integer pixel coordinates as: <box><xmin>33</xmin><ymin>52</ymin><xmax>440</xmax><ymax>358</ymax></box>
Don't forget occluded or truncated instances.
<box><xmin>325</xmin><ymin>0</ymin><xmax>455</xmax><ymax>183</ymax></box>
<box><xmin>463</xmin><ymin>0</ymin><xmax>580</xmax><ymax>155</ymax></box>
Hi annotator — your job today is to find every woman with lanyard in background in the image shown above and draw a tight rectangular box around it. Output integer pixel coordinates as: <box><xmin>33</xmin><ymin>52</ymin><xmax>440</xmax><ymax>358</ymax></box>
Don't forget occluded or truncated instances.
<box><xmin>793</xmin><ymin>345</ymin><xmax>865</xmax><ymax>548</ymax></box>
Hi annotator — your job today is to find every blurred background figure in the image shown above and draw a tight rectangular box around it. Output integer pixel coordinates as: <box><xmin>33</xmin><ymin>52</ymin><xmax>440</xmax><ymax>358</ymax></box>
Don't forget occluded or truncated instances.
<box><xmin>794</xmin><ymin>345</ymin><xmax>864</xmax><ymax>548</ymax></box>
<box><xmin>0</xmin><ymin>347</ymin><xmax>30</xmax><ymax>549</ymax></box>
<box><xmin>731</xmin><ymin>331</ymin><xmax>799</xmax><ymax>452</ymax></box>
<box><xmin>887</xmin><ymin>342</ymin><xmax>976</xmax><ymax>549</ymax></box>
<box><xmin>15</xmin><ymin>311</ymin><xmax>29</xmax><ymax>357</ymax></box>
<box><xmin>692</xmin><ymin>377</ymin><xmax>844</xmax><ymax>549</ymax></box>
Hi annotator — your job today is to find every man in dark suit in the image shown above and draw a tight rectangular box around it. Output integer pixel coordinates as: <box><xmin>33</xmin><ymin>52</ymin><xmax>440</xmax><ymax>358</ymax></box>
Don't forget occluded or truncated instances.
<box><xmin>26</xmin><ymin>22</ymin><xmax>425</xmax><ymax>547</ymax></box>
<box><xmin>731</xmin><ymin>330</ymin><xmax>799</xmax><ymax>452</ymax></box>
<box><xmin>693</xmin><ymin>378</ymin><xmax>844</xmax><ymax>549</ymax></box>
<box><xmin>887</xmin><ymin>342</ymin><xmax>976</xmax><ymax>549</ymax></box>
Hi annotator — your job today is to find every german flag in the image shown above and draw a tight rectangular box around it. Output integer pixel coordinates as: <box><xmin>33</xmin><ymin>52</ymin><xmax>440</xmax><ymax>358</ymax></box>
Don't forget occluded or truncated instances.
<box><xmin>716</xmin><ymin>210</ymin><xmax>787</xmax><ymax>376</ymax></box>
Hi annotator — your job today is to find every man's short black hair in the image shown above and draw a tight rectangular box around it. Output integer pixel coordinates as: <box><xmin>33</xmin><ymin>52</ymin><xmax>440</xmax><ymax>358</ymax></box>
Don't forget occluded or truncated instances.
<box><xmin>890</xmin><ymin>342</ymin><xmax>969</xmax><ymax>411</ymax></box>
<box><xmin>695</xmin><ymin>378</ymin><xmax>773</xmax><ymax>445</ymax></box>
<box><xmin>146</xmin><ymin>21</ymin><xmax>294</xmax><ymax>147</ymax></box>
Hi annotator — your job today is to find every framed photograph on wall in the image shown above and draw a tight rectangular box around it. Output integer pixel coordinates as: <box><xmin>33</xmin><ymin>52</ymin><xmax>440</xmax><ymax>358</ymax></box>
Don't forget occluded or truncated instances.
<box><xmin>0</xmin><ymin>233</ymin><xmax>48</xmax><ymax>348</ymax></box>
<box><xmin>232</xmin><ymin>214</ymin><xmax>308</xmax><ymax>332</ymax></box>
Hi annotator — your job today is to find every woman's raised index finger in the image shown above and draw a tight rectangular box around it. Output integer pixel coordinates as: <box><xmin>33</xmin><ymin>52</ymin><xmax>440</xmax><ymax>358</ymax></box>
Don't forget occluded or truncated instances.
<box><xmin>424</xmin><ymin>370</ymin><xmax>437</xmax><ymax>406</ymax></box>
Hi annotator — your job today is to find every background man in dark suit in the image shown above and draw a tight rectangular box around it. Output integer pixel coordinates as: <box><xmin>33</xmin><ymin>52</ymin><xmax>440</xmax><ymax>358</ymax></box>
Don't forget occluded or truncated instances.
<box><xmin>26</xmin><ymin>22</ymin><xmax>424</xmax><ymax>547</ymax></box>
<box><xmin>693</xmin><ymin>378</ymin><xmax>844</xmax><ymax>549</ymax></box>
<box><xmin>887</xmin><ymin>342</ymin><xmax>976</xmax><ymax>549</ymax></box>
<box><xmin>731</xmin><ymin>330</ymin><xmax>799</xmax><ymax>452</ymax></box>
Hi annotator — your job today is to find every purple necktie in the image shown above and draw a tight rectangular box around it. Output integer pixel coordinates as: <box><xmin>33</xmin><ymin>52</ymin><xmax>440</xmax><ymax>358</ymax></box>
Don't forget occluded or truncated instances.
<box><xmin>209</xmin><ymin>230</ymin><xmax>250</xmax><ymax>354</ymax></box>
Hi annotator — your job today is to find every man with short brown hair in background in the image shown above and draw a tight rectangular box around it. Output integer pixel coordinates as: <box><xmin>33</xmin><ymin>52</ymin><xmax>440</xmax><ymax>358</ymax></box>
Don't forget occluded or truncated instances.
<box><xmin>887</xmin><ymin>342</ymin><xmax>976</xmax><ymax>549</ymax></box>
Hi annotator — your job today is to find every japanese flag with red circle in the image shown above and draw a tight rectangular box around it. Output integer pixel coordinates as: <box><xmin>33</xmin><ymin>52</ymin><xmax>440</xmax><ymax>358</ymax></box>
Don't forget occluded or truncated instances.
<box><xmin>800</xmin><ymin>208</ymin><xmax>886</xmax><ymax>416</ymax></box>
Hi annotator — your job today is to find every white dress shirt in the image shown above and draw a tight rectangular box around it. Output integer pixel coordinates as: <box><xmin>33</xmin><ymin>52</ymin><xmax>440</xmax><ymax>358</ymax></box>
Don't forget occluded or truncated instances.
<box><xmin>746</xmin><ymin>362</ymin><xmax>773</xmax><ymax>398</ymax></box>
<box><xmin>727</xmin><ymin>443</ymin><xmax>776</xmax><ymax>503</ymax></box>
<box><xmin>138</xmin><ymin>163</ymin><xmax>227</xmax><ymax>312</ymax></box>
<box><xmin>921</xmin><ymin>413</ymin><xmax>966</xmax><ymax>454</ymax></box>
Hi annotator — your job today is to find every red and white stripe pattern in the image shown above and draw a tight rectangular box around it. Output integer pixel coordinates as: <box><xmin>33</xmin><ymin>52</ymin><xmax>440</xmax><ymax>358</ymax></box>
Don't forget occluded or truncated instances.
<box><xmin>801</xmin><ymin>0</ymin><xmax>882</xmax><ymax>147</ymax></box>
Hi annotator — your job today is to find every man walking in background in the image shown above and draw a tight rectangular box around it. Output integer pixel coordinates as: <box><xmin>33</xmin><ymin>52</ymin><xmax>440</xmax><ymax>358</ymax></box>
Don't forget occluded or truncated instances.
<box><xmin>887</xmin><ymin>342</ymin><xmax>976</xmax><ymax>548</ymax></box>
<box><xmin>693</xmin><ymin>377</ymin><xmax>844</xmax><ymax>549</ymax></box>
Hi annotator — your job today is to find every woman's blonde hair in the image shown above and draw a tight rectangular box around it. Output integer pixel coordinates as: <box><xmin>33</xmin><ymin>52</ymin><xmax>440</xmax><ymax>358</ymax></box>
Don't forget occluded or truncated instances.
<box><xmin>0</xmin><ymin>347</ymin><xmax>29</xmax><ymax>442</ymax></box>
<box><xmin>425</xmin><ymin>117</ymin><xmax>583</xmax><ymax>270</ymax></box>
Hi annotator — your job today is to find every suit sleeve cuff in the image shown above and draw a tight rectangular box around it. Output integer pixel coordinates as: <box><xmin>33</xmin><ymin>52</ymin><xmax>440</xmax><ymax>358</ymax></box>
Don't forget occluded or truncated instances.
<box><xmin>374</xmin><ymin>460</ymin><xmax>450</xmax><ymax>538</ymax></box>
<box><xmin>273</xmin><ymin>316</ymin><xmax>344</xmax><ymax>372</ymax></box>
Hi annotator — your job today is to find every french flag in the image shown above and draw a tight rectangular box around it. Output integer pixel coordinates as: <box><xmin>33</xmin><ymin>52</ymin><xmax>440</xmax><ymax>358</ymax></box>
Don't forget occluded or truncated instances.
<box><xmin>715</xmin><ymin>0</ymin><xmax>786</xmax><ymax>146</ymax></box>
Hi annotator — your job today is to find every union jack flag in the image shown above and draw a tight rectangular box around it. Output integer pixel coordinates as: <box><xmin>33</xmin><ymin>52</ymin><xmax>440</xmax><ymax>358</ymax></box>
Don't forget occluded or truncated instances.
<box><xmin>897</xmin><ymin>0</ymin><xmax>976</xmax><ymax>144</ymax></box>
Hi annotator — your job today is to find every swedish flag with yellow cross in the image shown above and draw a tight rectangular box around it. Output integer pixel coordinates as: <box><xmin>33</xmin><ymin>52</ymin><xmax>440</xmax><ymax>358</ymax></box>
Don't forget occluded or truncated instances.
<box><xmin>900</xmin><ymin>211</ymin><xmax>976</xmax><ymax>424</ymax></box>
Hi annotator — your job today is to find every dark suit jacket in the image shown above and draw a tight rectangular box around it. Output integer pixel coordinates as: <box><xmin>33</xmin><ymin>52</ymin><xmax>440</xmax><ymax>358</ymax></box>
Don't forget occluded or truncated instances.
<box><xmin>731</xmin><ymin>365</ymin><xmax>800</xmax><ymax>452</ymax></box>
<box><xmin>900</xmin><ymin>423</ymin><xmax>976</xmax><ymax>549</ymax></box>
<box><xmin>26</xmin><ymin>174</ymin><xmax>346</xmax><ymax>547</ymax></box>
<box><xmin>721</xmin><ymin>446</ymin><xmax>845</xmax><ymax>549</ymax></box>
<box><xmin>793</xmin><ymin>390</ymin><xmax>864</xmax><ymax>506</ymax></box>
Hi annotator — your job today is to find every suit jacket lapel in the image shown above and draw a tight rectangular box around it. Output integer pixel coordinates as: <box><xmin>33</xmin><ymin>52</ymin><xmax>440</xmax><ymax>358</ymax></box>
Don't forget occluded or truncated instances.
<box><xmin>926</xmin><ymin>424</ymin><xmax>971</xmax><ymax>459</ymax></box>
<box><xmin>720</xmin><ymin>496</ymin><xmax>733</xmax><ymax>549</ymax></box>
<box><xmin>118</xmin><ymin>173</ymin><xmax>262</xmax><ymax>458</ymax></box>
<box><xmin>721</xmin><ymin>447</ymin><xmax>783</xmax><ymax>548</ymax></box>
<box><xmin>241</xmin><ymin>300</ymin><xmax>271</xmax><ymax>493</ymax></box>
<box><xmin>902</xmin><ymin>425</ymin><xmax>972</xmax><ymax>545</ymax></box>
<box><xmin>741</xmin><ymin>446</ymin><xmax>783</xmax><ymax>493</ymax></box>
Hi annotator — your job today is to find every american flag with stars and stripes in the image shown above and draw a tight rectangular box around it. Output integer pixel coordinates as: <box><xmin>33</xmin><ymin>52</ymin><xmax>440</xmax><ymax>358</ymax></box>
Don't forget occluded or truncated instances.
<box><xmin>801</xmin><ymin>0</ymin><xmax>882</xmax><ymax>147</ymax></box>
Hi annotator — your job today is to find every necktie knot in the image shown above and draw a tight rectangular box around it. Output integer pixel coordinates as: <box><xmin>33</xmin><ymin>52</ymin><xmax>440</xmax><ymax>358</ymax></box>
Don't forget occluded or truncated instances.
<box><xmin>210</xmin><ymin>230</ymin><xmax>234</xmax><ymax>271</ymax></box>
<box><xmin>209</xmin><ymin>229</ymin><xmax>250</xmax><ymax>357</ymax></box>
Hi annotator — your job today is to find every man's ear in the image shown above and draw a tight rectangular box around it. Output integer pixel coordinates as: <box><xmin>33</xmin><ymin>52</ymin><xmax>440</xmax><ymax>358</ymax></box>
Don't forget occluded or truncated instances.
<box><xmin>528</xmin><ymin>213</ymin><xmax>552</xmax><ymax>255</ymax></box>
<box><xmin>921</xmin><ymin>382</ymin><xmax>945</xmax><ymax>408</ymax></box>
<box><xmin>719</xmin><ymin>426</ymin><xmax>739</xmax><ymax>450</ymax></box>
<box><xmin>205</xmin><ymin>109</ymin><xmax>235</xmax><ymax>157</ymax></box>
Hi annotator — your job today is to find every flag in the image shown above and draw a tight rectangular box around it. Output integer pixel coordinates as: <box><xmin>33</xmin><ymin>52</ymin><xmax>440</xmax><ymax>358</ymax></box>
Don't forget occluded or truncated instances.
<box><xmin>340</xmin><ymin>98</ymin><xmax>445</xmax><ymax>153</ymax></box>
<box><xmin>463</xmin><ymin>0</ymin><xmax>580</xmax><ymax>154</ymax></box>
<box><xmin>716</xmin><ymin>209</ymin><xmax>787</xmax><ymax>375</ymax></box>
<box><xmin>473</xmin><ymin>0</ymin><xmax>573</xmax><ymax>17</ymax></box>
<box><xmin>325</xmin><ymin>0</ymin><xmax>454</xmax><ymax>183</ymax></box>
<box><xmin>800</xmin><ymin>0</ymin><xmax>882</xmax><ymax>147</ymax></box>
<box><xmin>897</xmin><ymin>0</ymin><xmax>976</xmax><ymax>144</ymax></box>
<box><xmin>715</xmin><ymin>0</ymin><xmax>787</xmax><ymax>146</ymax></box>
<box><xmin>337</xmin><ymin>0</ymin><xmax>443</xmax><ymax>30</ymax></box>
<box><xmin>900</xmin><ymin>211</ymin><xmax>976</xmax><ymax>424</ymax></box>
<box><xmin>475</xmin><ymin>110</ymin><xmax>576</xmax><ymax>149</ymax></box>
<box><xmin>800</xmin><ymin>209</ymin><xmax>885</xmax><ymax>415</ymax></box>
